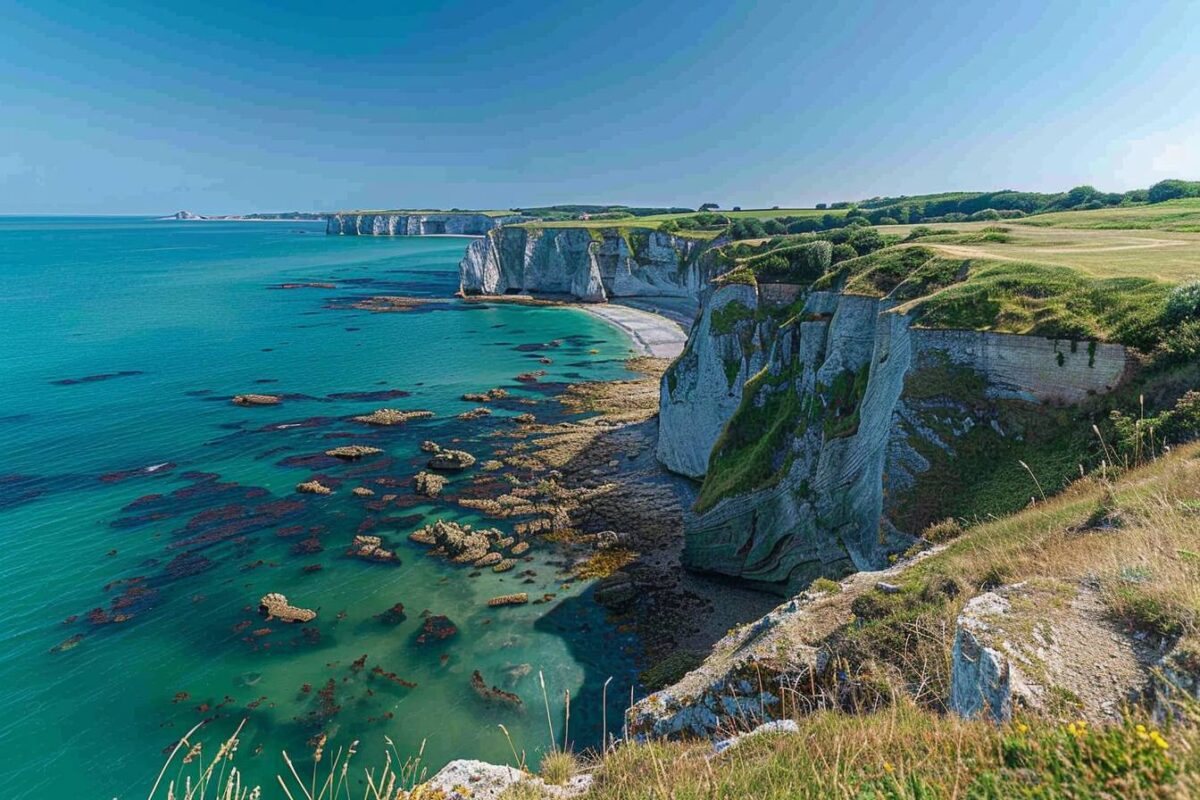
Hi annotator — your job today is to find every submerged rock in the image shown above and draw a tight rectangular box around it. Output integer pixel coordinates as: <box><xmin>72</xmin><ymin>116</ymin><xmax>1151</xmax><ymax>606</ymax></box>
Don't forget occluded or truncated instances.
<box><xmin>471</xmin><ymin>669</ymin><xmax>523</xmax><ymax>706</ymax></box>
<box><xmin>462</xmin><ymin>388</ymin><xmax>509</xmax><ymax>402</ymax></box>
<box><xmin>352</xmin><ymin>408</ymin><xmax>434</xmax><ymax>426</ymax></box>
<box><xmin>324</xmin><ymin>445</ymin><xmax>383</xmax><ymax>459</ymax></box>
<box><xmin>259</xmin><ymin>593</ymin><xmax>316</xmax><ymax>623</ymax></box>
<box><xmin>410</xmin><ymin>519</ymin><xmax>503</xmax><ymax>563</ymax></box>
<box><xmin>347</xmin><ymin>534</ymin><xmax>398</xmax><ymax>563</ymax></box>
<box><xmin>414</xmin><ymin>471</ymin><xmax>448</xmax><ymax>497</ymax></box>
<box><xmin>232</xmin><ymin>394</ymin><xmax>281</xmax><ymax>406</ymax></box>
<box><xmin>426</xmin><ymin>444</ymin><xmax>477</xmax><ymax>471</ymax></box>
<box><xmin>486</xmin><ymin>593</ymin><xmax>528</xmax><ymax>607</ymax></box>
<box><xmin>414</xmin><ymin>614</ymin><xmax>458</xmax><ymax>644</ymax></box>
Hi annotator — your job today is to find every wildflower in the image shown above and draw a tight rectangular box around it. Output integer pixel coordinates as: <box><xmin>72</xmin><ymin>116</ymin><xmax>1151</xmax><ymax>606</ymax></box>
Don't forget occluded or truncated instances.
<box><xmin>1150</xmin><ymin>731</ymin><xmax>1169</xmax><ymax>751</ymax></box>
<box><xmin>1015</xmin><ymin>722</ymin><xmax>1029</xmax><ymax>735</ymax></box>
<box><xmin>883</xmin><ymin>761</ymin><xmax>894</xmax><ymax>775</ymax></box>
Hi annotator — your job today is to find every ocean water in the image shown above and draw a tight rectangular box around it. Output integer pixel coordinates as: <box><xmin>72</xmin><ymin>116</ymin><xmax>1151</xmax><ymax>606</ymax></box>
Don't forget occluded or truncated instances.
<box><xmin>0</xmin><ymin>218</ymin><xmax>642</xmax><ymax>797</ymax></box>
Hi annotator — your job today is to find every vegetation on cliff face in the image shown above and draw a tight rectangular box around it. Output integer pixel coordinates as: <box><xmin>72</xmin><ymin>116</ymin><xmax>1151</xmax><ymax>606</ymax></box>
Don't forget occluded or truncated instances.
<box><xmin>694</xmin><ymin>358</ymin><xmax>802</xmax><ymax>512</ymax></box>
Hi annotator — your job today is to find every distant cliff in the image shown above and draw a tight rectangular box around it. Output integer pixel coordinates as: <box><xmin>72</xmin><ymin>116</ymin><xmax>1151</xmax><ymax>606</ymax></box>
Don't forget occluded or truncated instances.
<box><xmin>326</xmin><ymin>212</ymin><xmax>526</xmax><ymax>236</ymax></box>
<box><xmin>459</xmin><ymin>226</ymin><xmax>717</xmax><ymax>302</ymax></box>
<box><xmin>660</xmin><ymin>278</ymin><xmax>1129</xmax><ymax>595</ymax></box>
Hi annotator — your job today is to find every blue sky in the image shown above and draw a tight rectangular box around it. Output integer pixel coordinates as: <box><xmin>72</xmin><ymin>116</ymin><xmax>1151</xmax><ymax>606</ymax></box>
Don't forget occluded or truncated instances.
<box><xmin>1</xmin><ymin>0</ymin><xmax>1198</xmax><ymax>214</ymax></box>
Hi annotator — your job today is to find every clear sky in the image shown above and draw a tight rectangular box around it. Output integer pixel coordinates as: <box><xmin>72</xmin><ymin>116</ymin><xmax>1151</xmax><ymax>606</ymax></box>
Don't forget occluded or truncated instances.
<box><xmin>2</xmin><ymin>0</ymin><xmax>1198</xmax><ymax>214</ymax></box>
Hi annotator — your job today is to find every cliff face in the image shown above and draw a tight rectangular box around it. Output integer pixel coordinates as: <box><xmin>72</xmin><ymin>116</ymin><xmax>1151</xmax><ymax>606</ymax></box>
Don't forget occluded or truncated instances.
<box><xmin>325</xmin><ymin>212</ymin><xmax>525</xmax><ymax>236</ymax></box>
<box><xmin>663</xmin><ymin>287</ymin><xmax>1129</xmax><ymax>595</ymax></box>
<box><xmin>657</xmin><ymin>282</ymin><xmax>771</xmax><ymax>477</ymax></box>
<box><xmin>458</xmin><ymin>227</ymin><xmax>711</xmax><ymax>302</ymax></box>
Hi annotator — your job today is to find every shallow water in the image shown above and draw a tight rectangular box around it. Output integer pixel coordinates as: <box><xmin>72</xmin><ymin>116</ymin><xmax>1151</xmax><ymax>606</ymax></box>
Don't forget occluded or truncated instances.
<box><xmin>0</xmin><ymin>218</ymin><xmax>642</xmax><ymax>797</ymax></box>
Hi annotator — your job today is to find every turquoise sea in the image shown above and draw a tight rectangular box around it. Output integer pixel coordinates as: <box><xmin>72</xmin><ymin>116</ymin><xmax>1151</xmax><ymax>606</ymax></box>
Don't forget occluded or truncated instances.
<box><xmin>0</xmin><ymin>218</ymin><xmax>642</xmax><ymax>797</ymax></box>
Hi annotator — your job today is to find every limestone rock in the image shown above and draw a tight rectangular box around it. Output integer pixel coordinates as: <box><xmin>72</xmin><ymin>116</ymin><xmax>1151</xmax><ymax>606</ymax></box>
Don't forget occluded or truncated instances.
<box><xmin>324</xmin><ymin>445</ymin><xmax>383</xmax><ymax>459</ymax></box>
<box><xmin>414</xmin><ymin>471</ymin><xmax>447</xmax><ymax>497</ymax></box>
<box><xmin>347</xmin><ymin>535</ymin><xmax>398</xmax><ymax>563</ymax></box>
<box><xmin>232</xmin><ymin>394</ymin><xmax>281</xmax><ymax>406</ymax></box>
<box><xmin>327</xmin><ymin>212</ymin><xmax>524</xmax><ymax>237</ymax></box>
<box><xmin>674</xmin><ymin>287</ymin><xmax>1129</xmax><ymax>596</ymax></box>
<box><xmin>259</xmin><ymin>593</ymin><xmax>316</xmax><ymax>623</ymax></box>
<box><xmin>459</xmin><ymin>226</ymin><xmax>707</xmax><ymax>303</ymax></box>
<box><xmin>462</xmin><ymin>388</ymin><xmax>509</xmax><ymax>402</ymax></box>
<box><xmin>423</xmin><ymin>759</ymin><xmax>592</xmax><ymax>800</ymax></box>
<box><xmin>487</xmin><ymin>593</ymin><xmax>528</xmax><ymax>607</ymax></box>
<box><xmin>428</xmin><ymin>447</ymin><xmax>477</xmax><ymax>471</ymax></box>
<box><xmin>457</xmin><ymin>407</ymin><xmax>492</xmax><ymax>421</ymax></box>
<box><xmin>351</xmin><ymin>408</ymin><xmax>434</xmax><ymax>426</ymax></box>
<box><xmin>410</xmin><ymin>519</ymin><xmax>503</xmax><ymax>564</ymax></box>
<box><xmin>352</xmin><ymin>486</ymin><xmax>375</xmax><ymax>498</ymax></box>
<box><xmin>296</xmin><ymin>480</ymin><xmax>333</xmax><ymax>495</ymax></box>
<box><xmin>949</xmin><ymin>581</ymin><xmax>1153</xmax><ymax>723</ymax></box>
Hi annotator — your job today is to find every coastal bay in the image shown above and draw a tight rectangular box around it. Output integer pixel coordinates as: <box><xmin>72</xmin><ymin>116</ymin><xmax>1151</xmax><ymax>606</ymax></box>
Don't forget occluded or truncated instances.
<box><xmin>0</xmin><ymin>217</ymin><xmax>702</xmax><ymax>797</ymax></box>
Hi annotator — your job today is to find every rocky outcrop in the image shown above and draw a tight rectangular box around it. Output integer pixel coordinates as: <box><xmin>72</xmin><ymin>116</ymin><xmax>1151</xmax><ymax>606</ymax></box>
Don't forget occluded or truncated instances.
<box><xmin>459</xmin><ymin>226</ymin><xmax>712</xmax><ymax>302</ymax></box>
<box><xmin>259</xmin><ymin>593</ymin><xmax>316</xmax><ymax>623</ymax></box>
<box><xmin>324</xmin><ymin>445</ymin><xmax>383</xmax><ymax>459</ymax></box>
<box><xmin>326</xmin><ymin>212</ymin><xmax>526</xmax><ymax>236</ymax></box>
<box><xmin>351</xmin><ymin>408</ymin><xmax>434</xmax><ymax>426</ymax></box>
<box><xmin>668</xmin><ymin>288</ymin><xmax>1129</xmax><ymax>595</ymax></box>
<box><xmin>422</xmin><ymin>759</ymin><xmax>591</xmax><ymax>800</ymax></box>
<box><xmin>949</xmin><ymin>581</ymin><xmax>1153</xmax><ymax>723</ymax></box>
<box><xmin>427</xmin><ymin>445</ymin><xmax>477</xmax><ymax>471</ymax></box>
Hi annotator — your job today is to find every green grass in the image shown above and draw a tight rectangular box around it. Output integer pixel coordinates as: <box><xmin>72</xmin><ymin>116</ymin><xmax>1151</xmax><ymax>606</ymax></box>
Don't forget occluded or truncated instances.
<box><xmin>1017</xmin><ymin>198</ymin><xmax>1200</xmax><ymax>232</ymax></box>
<box><xmin>895</xmin><ymin>257</ymin><xmax>1171</xmax><ymax>348</ymax></box>
<box><xmin>590</xmin><ymin>701</ymin><xmax>1197</xmax><ymax>800</ymax></box>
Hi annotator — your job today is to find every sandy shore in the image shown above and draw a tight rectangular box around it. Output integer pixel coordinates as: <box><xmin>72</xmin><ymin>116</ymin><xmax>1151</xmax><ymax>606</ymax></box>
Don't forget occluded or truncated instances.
<box><xmin>579</xmin><ymin>302</ymin><xmax>689</xmax><ymax>359</ymax></box>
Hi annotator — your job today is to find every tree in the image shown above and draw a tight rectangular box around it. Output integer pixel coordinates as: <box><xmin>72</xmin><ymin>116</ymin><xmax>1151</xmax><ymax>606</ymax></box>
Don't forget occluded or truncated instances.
<box><xmin>699</xmin><ymin>203</ymin><xmax>720</xmax><ymax>211</ymax></box>
<box><xmin>816</xmin><ymin>203</ymin><xmax>828</xmax><ymax>210</ymax></box>
<box><xmin>763</xmin><ymin>219</ymin><xmax>786</xmax><ymax>235</ymax></box>
<box><xmin>1148</xmin><ymin>180</ymin><xmax>1200</xmax><ymax>204</ymax></box>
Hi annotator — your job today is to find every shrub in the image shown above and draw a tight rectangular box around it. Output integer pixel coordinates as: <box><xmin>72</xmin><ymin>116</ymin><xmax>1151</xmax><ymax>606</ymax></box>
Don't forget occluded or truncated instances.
<box><xmin>1165</xmin><ymin>280</ymin><xmax>1200</xmax><ymax>325</ymax></box>
<box><xmin>831</xmin><ymin>243</ymin><xmax>858</xmax><ymax>264</ymax></box>
<box><xmin>922</xmin><ymin>518</ymin><xmax>964</xmax><ymax>543</ymax></box>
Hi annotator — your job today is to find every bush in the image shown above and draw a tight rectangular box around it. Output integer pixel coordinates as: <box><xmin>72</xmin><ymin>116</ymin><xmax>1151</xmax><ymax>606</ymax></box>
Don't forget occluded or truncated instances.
<box><xmin>831</xmin><ymin>243</ymin><xmax>858</xmax><ymax>264</ymax></box>
<box><xmin>1165</xmin><ymin>281</ymin><xmax>1200</xmax><ymax>325</ymax></box>
<box><xmin>922</xmin><ymin>517</ymin><xmax>964</xmax><ymax>543</ymax></box>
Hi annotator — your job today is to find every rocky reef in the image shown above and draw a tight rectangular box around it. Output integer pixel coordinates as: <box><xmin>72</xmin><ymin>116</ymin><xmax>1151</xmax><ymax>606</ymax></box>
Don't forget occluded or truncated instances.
<box><xmin>661</xmin><ymin>281</ymin><xmax>1129</xmax><ymax>595</ymax></box>
<box><xmin>459</xmin><ymin>226</ymin><xmax>714</xmax><ymax>302</ymax></box>
<box><xmin>326</xmin><ymin>211</ymin><xmax>525</xmax><ymax>236</ymax></box>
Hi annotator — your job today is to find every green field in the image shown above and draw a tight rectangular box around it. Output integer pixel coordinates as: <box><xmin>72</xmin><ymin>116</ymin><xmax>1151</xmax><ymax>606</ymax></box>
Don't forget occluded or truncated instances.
<box><xmin>876</xmin><ymin>220</ymin><xmax>1200</xmax><ymax>283</ymax></box>
<box><xmin>1015</xmin><ymin>197</ymin><xmax>1200</xmax><ymax>232</ymax></box>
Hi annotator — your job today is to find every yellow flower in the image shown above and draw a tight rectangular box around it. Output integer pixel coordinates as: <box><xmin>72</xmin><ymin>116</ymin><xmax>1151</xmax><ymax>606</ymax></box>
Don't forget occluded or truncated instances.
<box><xmin>1015</xmin><ymin>722</ymin><xmax>1029</xmax><ymax>735</ymax></box>
<box><xmin>1150</xmin><ymin>731</ymin><xmax>1169</xmax><ymax>751</ymax></box>
<box><xmin>883</xmin><ymin>761</ymin><xmax>894</xmax><ymax>774</ymax></box>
